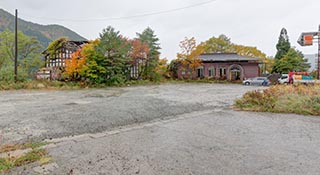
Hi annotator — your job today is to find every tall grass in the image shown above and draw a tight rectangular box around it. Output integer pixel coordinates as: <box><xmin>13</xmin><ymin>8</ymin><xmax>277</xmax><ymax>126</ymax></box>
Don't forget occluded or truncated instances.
<box><xmin>235</xmin><ymin>84</ymin><xmax>320</xmax><ymax>116</ymax></box>
<box><xmin>0</xmin><ymin>78</ymin><xmax>242</xmax><ymax>91</ymax></box>
<box><xmin>0</xmin><ymin>80</ymin><xmax>82</xmax><ymax>90</ymax></box>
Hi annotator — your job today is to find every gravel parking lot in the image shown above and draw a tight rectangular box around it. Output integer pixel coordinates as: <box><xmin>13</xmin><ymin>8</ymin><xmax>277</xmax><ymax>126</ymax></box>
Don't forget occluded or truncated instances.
<box><xmin>0</xmin><ymin>83</ymin><xmax>260</xmax><ymax>144</ymax></box>
<box><xmin>1</xmin><ymin>83</ymin><xmax>320</xmax><ymax>174</ymax></box>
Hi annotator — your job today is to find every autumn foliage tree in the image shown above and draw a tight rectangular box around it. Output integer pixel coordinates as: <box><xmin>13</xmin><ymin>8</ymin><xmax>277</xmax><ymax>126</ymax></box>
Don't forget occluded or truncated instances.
<box><xmin>129</xmin><ymin>39</ymin><xmax>149</xmax><ymax>79</ymax></box>
<box><xmin>154</xmin><ymin>58</ymin><xmax>169</xmax><ymax>78</ymax></box>
<box><xmin>201</xmin><ymin>34</ymin><xmax>234</xmax><ymax>53</ymax></box>
<box><xmin>176</xmin><ymin>37</ymin><xmax>203</xmax><ymax>79</ymax></box>
<box><xmin>64</xmin><ymin>48</ymin><xmax>86</xmax><ymax>81</ymax></box>
<box><xmin>200</xmin><ymin>34</ymin><xmax>272</xmax><ymax>73</ymax></box>
<box><xmin>232</xmin><ymin>44</ymin><xmax>267</xmax><ymax>59</ymax></box>
<box><xmin>41</xmin><ymin>26</ymin><xmax>166</xmax><ymax>85</ymax></box>
<box><xmin>232</xmin><ymin>44</ymin><xmax>273</xmax><ymax>74</ymax></box>
<box><xmin>129</xmin><ymin>39</ymin><xmax>149</xmax><ymax>61</ymax></box>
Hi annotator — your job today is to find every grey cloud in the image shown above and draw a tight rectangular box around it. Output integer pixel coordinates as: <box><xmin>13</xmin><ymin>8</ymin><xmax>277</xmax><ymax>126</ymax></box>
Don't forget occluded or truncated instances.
<box><xmin>1</xmin><ymin>0</ymin><xmax>320</xmax><ymax>59</ymax></box>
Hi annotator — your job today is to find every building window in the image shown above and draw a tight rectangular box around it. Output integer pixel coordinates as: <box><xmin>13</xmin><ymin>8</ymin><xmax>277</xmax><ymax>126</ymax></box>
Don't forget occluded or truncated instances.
<box><xmin>130</xmin><ymin>65</ymin><xmax>139</xmax><ymax>79</ymax></box>
<box><xmin>208</xmin><ymin>67</ymin><xmax>215</xmax><ymax>77</ymax></box>
<box><xmin>197</xmin><ymin>67</ymin><xmax>204</xmax><ymax>78</ymax></box>
<box><xmin>220</xmin><ymin>68</ymin><xmax>226</xmax><ymax>77</ymax></box>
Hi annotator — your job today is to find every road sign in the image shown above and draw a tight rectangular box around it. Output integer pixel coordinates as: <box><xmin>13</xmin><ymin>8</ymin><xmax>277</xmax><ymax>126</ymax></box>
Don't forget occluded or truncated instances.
<box><xmin>297</xmin><ymin>27</ymin><xmax>320</xmax><ymax>80</ymax></box>
<box><xmin>297</xmin><ymin>32</ymin><xmax>318</xmax><ymax>46</ymax></box>
<box><xmin>304</xmin><ymin>35</ymin><xmax>313</xmax><ymax>46</ymax></box>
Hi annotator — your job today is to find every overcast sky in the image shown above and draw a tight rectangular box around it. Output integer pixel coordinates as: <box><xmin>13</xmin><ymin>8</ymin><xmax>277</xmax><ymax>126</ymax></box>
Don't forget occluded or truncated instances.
<box><xmin>1</xmin><ymin>0</ymin><xmax>320</xmax><ymax>60</ymax></box>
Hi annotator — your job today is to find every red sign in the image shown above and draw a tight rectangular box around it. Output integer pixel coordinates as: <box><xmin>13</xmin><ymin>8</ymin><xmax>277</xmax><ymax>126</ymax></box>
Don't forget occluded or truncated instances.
<box><xmin>303</xmin><ymin>35</ymin><xmax>313</xmax><ymax>45</ymax></box>
<box><xmin>297</xmin><ymin>32</ymin><xmax>318</xmax><ymax>46</ymax></box>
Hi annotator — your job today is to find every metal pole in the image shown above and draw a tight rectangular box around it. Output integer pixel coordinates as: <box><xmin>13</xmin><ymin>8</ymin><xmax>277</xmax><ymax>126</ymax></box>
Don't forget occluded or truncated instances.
<box><xmin>14</xmin><ymin>9</ymin><xmax>18</xmax><ymax>82</ymax></box>
<box><xmin>318</xmin><ymin>25</ymin><xmax>320</xmax><ymax>80</ymax></box>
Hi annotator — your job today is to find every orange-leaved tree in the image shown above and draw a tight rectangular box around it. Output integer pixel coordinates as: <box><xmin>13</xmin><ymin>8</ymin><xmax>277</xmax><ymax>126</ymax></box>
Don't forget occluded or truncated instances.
<box><xmin>64</xmin><ymin>48</ymin><xmax>86</xmax><ymax>81</ymax></box>
<box><xmin>129</xmin><ymin>39</ymin><xmax>150</xmax><ymax>79</ymax></box>
<box><xmin>177</xmin><ymin>37</ymin><xmax>203</xmax><ymax>79</ymax></box>
<box><xmin>130</xmin><ymin>39</ymin><xmax>149</xmax><ymax>61</ymax></box>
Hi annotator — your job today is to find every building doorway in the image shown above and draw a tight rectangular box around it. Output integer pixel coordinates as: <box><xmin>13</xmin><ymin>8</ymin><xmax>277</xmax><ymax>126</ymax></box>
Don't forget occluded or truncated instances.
<box><xmin>197</xmin><ymin>67</ymin><xmax>204</xmax><ymax>78</ymax></box>
<box><xmin>228</xmin><ymin>65</ymin><xmax>243</xmax><ymax>80</ymax></box>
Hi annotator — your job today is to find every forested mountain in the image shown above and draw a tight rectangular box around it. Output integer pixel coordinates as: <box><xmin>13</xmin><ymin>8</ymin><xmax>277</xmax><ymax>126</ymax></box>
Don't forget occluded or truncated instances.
<box><xmin>0</xmin><ymin>8</ymin><xmax>87</xmax><ymax>48</ymax></box>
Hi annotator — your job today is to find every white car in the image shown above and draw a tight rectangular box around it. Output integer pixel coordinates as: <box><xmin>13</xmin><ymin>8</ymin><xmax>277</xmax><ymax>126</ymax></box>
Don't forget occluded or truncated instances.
<box><xmin>278</xmin><ymin>74</ymin><xmax>289</xmax><ymax>84</ymax></box>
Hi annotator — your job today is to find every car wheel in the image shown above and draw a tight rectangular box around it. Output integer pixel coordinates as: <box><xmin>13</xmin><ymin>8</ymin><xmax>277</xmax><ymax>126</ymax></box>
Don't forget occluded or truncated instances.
<box><xmin>245</xmin><ymin>82</ymin><xmax>250</xmax><ymax>86</ymax></box>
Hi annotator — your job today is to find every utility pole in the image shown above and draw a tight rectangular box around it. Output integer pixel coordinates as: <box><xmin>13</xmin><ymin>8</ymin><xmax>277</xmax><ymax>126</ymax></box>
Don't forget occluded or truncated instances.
<box><xmin>14</xmin><ymin>9</ymin><xmax>18</xmax><ymax>82</ymax></box>
<box><xmin>318</xmin><ymin>25</ymin><xmax>320</xmax><ymax>80</ymax></box>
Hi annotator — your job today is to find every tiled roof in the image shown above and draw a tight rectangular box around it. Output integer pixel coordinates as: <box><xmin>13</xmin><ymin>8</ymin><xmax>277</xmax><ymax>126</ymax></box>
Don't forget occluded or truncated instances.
<box><xmin>199</xmin><ymin>53</ymin><xmax>262</xmax><ymax>62</ymax></box>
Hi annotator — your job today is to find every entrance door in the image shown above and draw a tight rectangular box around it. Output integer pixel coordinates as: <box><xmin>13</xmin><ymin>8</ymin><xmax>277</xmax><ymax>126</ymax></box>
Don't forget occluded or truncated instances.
<box><xmin>229</xmin><ymin>65</ymin><xmax>242</xmax><ymax>80</ymax></box>
<box><xmin>197</xmin><ymin>67</ymin><xmax>204</xmax><ymax>78</ymax></box>
<box><xmin>230</xmin><ymin>70</ymin><xmax>240</xmax><ymax>80</ymax></box>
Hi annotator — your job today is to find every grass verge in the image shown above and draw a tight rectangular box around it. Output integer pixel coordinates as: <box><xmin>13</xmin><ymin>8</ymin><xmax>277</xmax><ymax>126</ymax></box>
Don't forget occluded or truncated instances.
<box><xmin>0</xmin><ymin>80</ymin><xmax>81</xmax><ymax>91</ymax></box>
<box><xmin>235</xmin><ymin>84</ymin><xmax>320</xmax><ymax>116</ymax></box>
<box><xmin>0</xmin><ymin>142</ymin><xmax>49</xmax><ymax>154</ymax></box>
<box><xmin>0</xmin><ymin>142</ymin><xmax>50</xmax><ymax>173</ymax></box>
<box><xmin>0</xmin><ymin>148</ymin><xmax>48</xmax><ymax>172</ymax></box>
<box><xmin>0</xmin><ymin>79</ymin><xmax>240</xmax><ymax>91</ymax></box>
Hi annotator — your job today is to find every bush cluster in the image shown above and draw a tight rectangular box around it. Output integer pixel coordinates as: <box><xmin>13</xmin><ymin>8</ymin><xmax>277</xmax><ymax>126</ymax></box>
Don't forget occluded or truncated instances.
<box><xmin>235</xmin><ymin>84</ymin><xmax>320</xmax><ymax>115</ymax></box>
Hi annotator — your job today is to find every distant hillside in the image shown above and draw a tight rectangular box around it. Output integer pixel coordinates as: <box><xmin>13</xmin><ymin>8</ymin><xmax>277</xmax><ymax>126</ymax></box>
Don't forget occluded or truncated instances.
<box><xmin>0</xmin><ymin>8</ymin><xmax>87</xmax><ymax>48</ymax></box>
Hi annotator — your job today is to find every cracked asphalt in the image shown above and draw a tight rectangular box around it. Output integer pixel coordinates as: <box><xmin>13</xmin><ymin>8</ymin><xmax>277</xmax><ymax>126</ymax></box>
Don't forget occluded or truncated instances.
<box><xmin>1</xmin><ymin>83</ymin><xmax>320</xmax><ymax>174</ymax></box>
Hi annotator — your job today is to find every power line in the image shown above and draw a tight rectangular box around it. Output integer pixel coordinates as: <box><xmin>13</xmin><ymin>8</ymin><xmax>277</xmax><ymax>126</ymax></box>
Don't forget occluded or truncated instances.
<box><xmin>20</xmin><ymin>0</ymin><xmax>217</xmax><ymax>22</ymax></box>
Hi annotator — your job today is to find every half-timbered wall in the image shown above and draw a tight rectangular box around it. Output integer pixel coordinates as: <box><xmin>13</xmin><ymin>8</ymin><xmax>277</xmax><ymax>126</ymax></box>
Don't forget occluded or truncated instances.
<box><xmin>45</xmin><ymin>48</ymin><xmax>73</xmax><ymax>68</ymax></box>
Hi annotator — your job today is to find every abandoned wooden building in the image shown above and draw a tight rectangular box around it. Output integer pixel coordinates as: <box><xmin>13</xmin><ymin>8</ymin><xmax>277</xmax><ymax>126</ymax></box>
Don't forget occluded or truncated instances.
<box><xmin>177</xmin><ymin>53</ymin><xmax>262</xmax><ymax>80</ymax></box>
<box><xmin>43</xmin><ymin>40</ymin><xmax>88</xmax><ymax>68</ymax></box>
<box><xmin>36</xmin><ymin>40</ymin><xmax>88</xmax><ymax>80</ymax></box>
<box><xmin>39</xmin><ymin>39</ymin><xmax>146</xmax><ymax>80</ymax></box>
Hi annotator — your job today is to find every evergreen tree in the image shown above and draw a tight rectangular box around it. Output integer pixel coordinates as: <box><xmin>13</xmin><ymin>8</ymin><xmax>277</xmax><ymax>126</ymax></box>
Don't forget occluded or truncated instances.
<box><xmin>275</xmin><ymin>28</ymin><xmax>291</xmax><ymax>60</ymax></box>
<box><xmin>85</xmin><ymin>26</ymin><xmax>131</xmax><ymax>85</ymax></box>
<box><xmin>272</xmin><ymin>28</ymin><xmax>309</xmax><ymax>73</ymax></box>
<box><xmin>136</xmin><ymin>27</ymin><xmax>161</xmax><ymax>80</ymax></box>
<box><xmin>272</xmin><ymin>48</ymin><xmax>310</xmax><ymax>73</ymax></box>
